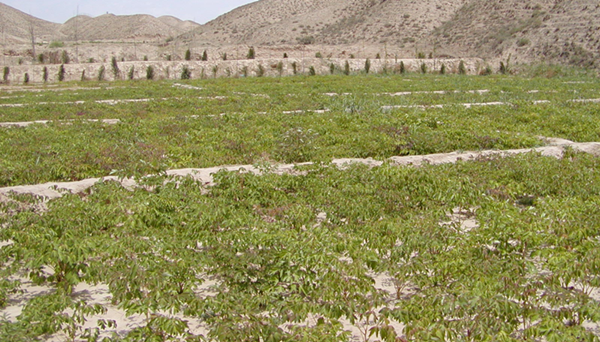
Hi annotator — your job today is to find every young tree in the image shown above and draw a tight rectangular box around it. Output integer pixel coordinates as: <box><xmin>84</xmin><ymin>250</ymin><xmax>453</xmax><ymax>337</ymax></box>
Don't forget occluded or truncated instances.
<box><xmin>58</xmin><ymin>64</ymin><xmax>66</xmax><ymax>82</ymax></box>
<box><xmin>201</xmin><ymin>50</ymin><xmax>208</xmax><ymax>61</ymax></box>
<box><xmin>458</xmin><ymin>60</ymin><xmax>467</xmax><ymax>75</ymax></box>
<box><xmin>185</xmin><ymin>49</ymin><xmax>191</xmax><ymax>61</ymax></box>
<box><xmin>247</xmin><ymin>47</ymin><xmax>255</xmax><ymax>60</ymax></box>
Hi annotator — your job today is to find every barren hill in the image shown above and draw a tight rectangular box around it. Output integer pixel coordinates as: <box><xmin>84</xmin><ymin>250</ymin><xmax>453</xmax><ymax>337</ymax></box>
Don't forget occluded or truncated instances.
<box><xmin>190</xmin><ymin>0</ymin><xmax>600</xmax><ymax>66</ymax></box>
<box><xmin>60</xmin><ymin>14</ymin><xmax>200</xmax><ymax>41</ymax></box>
<box><xmin>0</xmin><ymin>2</ymin><xmax>200</xmax><ymax>43</ymax></box>
<box><xmin>435</xmin><ymin>0</ymin><xmax>600</xmax><ymax>66</ymax></box>
<box><xmin>0</xmin><ymin>2</ymin><xmax>61</xmax><ymax>43</ymax></box>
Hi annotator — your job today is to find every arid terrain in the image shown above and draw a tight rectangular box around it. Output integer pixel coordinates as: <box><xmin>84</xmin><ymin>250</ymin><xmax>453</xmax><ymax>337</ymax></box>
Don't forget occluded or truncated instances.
<box><xmin>1</xmin><ymin>0</ymin><xmax>600</xmax><ymax>74</ymax></box>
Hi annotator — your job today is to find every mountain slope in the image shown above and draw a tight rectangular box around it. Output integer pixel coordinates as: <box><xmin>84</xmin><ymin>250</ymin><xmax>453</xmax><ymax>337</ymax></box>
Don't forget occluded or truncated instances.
<box><xmin>0</xmin><ymin>2</ymin><xmax>61</xmax><ymax>43</ymax></box>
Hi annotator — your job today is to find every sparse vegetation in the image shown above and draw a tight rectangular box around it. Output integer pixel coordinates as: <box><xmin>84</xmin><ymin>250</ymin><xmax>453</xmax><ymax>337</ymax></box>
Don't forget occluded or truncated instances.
<box><xmin>58</xmin><ymin>64</ymin><xmax>66</xmax><ymax>81</ymax></box>
<box><xmin>315</xmin><ymin>52</ymin><xmax>323</xmax><ymax>58</ymax></box>
<box><xmin>181</xmin><ymin>66</ymin><xmax>191</xmax><ymax>80</ymax></box>
<box><xmin>458</xmin><ymin>60</ymin><xmax>467</xmax><ymax>75</ymax></box>
<box><xmin>128</xmin><ymin>66</ymin><xmax>135</xmax><ymax>80</ymax></box>
<box><xmin>49</xmin><ymin>41</ymin><xmax>64</xmax><ymax>48</ymax></box>
<box><xmin>517</xmin><ymin>38</ymin><xmax>530</xmax><ymax>47</ymax></box>
<box><xmin>97</xmin><ymin>65</ymin><xmax>105</xmax><ymax>81</ymax></box>
<box><xmin>61</xmin><ymin>50</ymin><xmax>70</xmax><ymax>64</ymax></box>
<box><xmin>247</xmin><ymin>47</ymin><xmax>255</xmax><ymax>60</ymax></box>
<box><xmin>256</xmin><ymin>64</ymin><xmax>265</xmax><ymax>77</ymax></box>
<box><xmin>111</xmin><ymin>57</ymin><xmax>120</xmax><ymax>79</ymax></box>
<box><xmin>146</xmin><ymin>65</ymin><xmax>154</xmax><ymax>80</ymax></box>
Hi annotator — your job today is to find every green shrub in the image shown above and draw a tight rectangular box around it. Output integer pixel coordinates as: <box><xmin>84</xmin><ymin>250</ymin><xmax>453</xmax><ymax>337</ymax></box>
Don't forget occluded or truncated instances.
<box><xmin>97</xmin><ymin>65</ymin><xmax>105</xmax><ymax>81</ymax></box>
<box><xmin>185</xmin><ymin>49</ymin><xmax>191</xmax><ymax>61</ymax></box>
<box><xmin>241</xmin><ymin>66</ymin><xmax>249</xmax><ymax>77</ymax></box>
<box><xmin>49</xmin><ymin>41</ymin><xmax>64</xmax><ymax>48</ymax></box>
<box><xmin>365</xmin><ymin>59</ymin><xmax>371</xmax><ymax>74</ymax></box>
<box><xmin>499</xmin><ymin>61</ymin><xmax>507</xmax><ymax>74</ymax></box>
<box><xmin>420</xmin><ymin>62</ymin><xmax>427</xmax><ymax>74</ymax></box>
<box><xmin>440</xmin><ymin>63</ymin><xmax>446</xmax><ymax>75</ymax></box>
<box><xmin>256</xmin><ymin>64</ymin><xmax>265</xmax><ymax>77</ymax></box>
<box><xmin>80</xmin><ymin>70</ymin><xmax>86</xmax><ymax>81</ymax></box>
<box><xmin>23</xmin><ymin>73</ymin><xmax>29</xmax><ymax>84</ymax></box>
<box><xmin>128</xmin><ymin>66</ymin><xmax>135</xmax><ymax>80</ymax></box>
<box><xmin>516</xmin><ymin>38</ymin><xmax>530</xmax><ymax>47</ymax></box>
<box><xmin>146</xmin><ymin>65</ymin><xmax>154</xmax><ymax>80</ymax></box>
<box><xmin>181</xmin><ymin>66</ymin><xmax>191</xmax><ymax>80</ymax></box>
<box><xmin>143</xmin><ymin>55</ymin><xmax>148</xmax><ymax>61</ymax></box>
<box><xmin>222</xmin><ymin>52</ymin><xmax>227</xmax><ymax>61</ymax></box>
<box><xmin>399</xmin><ymin>61</ymin><xmax>406</xmax><ymax>74</ymax></box>
<box><xmin>277</xmin><ymin>61</ymin><xmax>284</xmax><ymax>76</ymax></box>
<box><xmin>61</xmin><ymin>50</ymin><xmax>70</xmax><ymax>64</ymax></box>
<box><xmin>376</xmin><ymin>53</ymin><xmax>381</xmax><ymax>59</ymax></box>
<box><xmin>292</xmin><ymin>62</ymin><xmax>298</xmax><ymax>75</ymax></box>
<box><xmin>111</xmin><ymin>56</ymin><xmax>120</xmax><ymax>79</ymax></box>
<box><xmin>417</xmin><ymin>52</ymin><xmax>426</xmax><ymax>59</ymax></box>
<box><xmin>315</xmin><ymin>52</ymin><xmax>323</xmax><ymax>58</ymax></box>
<box><xmin>201</xmin><ymin>50</ymin><xmax>208</xmax><ymax>61</ymax></box>
<box><xmin>37</xmin><ymin>53</ymin><xmax>45</xmax><ymax>64</ymax></box>
<box><xmin>2</xmin><ymin>66</ymin><xmax>9</xmax><ymax>82</ymax></box>
<box><xmin>247</xmin><ymin>47</ymin><xmax>255</xmax><ymax>60</ymax></box>
<box><xmin>43</xmin><ymin>67</ymin><xmax>48</xmax><ymax>82</ymax></box>
<box><xmin>283</xmin><ymin>53</ymin><xmax>288</xmax><ymax>58</ymax></box>
<box><xmin>458</xmin><ymin>60</ymin><xmax>467</xmax><ymax>75</ymax></box>
<box><xmin>344</xmin><ymin>61</ymin><xmax>350</xmax><ymax>75</ymax></box>
<box><xmin>309</xmin><ymin>66</ymin><xmax>316</xmax><ymax>76</ymax></box>
<box><xmin>58</xmin><ymin>64</ymin><xmax>66</xmax><ymax>81</ymax></box>
<box><xmin>330</xmin><ymin>63</ymin><xmax>335</xmax><ymax>74</ymax></box>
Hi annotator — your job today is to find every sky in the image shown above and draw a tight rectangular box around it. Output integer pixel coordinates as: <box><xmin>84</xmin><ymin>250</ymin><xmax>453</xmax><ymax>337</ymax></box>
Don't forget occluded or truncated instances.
<box><xmin>2</xmin><ymin>0</ymin><xmax>257</xmax><ymax>24</ymax></box>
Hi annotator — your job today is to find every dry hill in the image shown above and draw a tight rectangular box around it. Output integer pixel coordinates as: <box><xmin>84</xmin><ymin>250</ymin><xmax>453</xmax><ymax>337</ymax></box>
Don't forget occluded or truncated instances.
<box><xmin>60</xmin><ymin>14</ymin><xmax>200</xmax><ymax>41</ymax></box>
<box><xmin>0</xmin><ymin>2</ymin><xmax>61</xmax><ymax>44</ymax></box>
<box><xmin>189</xmin><ymin>0</ymin><xmax>600</xmax><ymax>66</ymax></box>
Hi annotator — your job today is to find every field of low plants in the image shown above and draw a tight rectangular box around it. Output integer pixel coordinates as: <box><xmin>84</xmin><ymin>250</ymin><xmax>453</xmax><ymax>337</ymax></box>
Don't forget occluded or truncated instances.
<box><xmin>1</xmin><ymin>71</ymin><xmax>600</xmax><ymax>341</ymax></box>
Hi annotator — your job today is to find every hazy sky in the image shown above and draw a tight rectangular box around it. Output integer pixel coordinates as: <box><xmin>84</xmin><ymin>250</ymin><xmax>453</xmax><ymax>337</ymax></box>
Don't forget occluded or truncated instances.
<box><xmin>2</xmin><ymin>0</ymin><xmax>257</xmax><ymax>24</ymax></box>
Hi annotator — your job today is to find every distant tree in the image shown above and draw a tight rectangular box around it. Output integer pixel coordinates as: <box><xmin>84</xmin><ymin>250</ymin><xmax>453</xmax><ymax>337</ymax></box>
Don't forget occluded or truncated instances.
<box><xmin>309</xmin><ymin>66</ymin><xmax>316</xmax><ymax>76</ymax></box>
<box><xmin>24</xmin><ymin>73</ymin><xmax>29</xmax><ymax>84</ymax></box>
<box><xmin>458</xmin><ymin>60</ymin><xmax>467</xmax><ymax>75</ymax></box>
<box><xmin>440</xmin><ymin>63</ymin><xmax>446</xmax><ymax>75</ymax></box>
<box><xmin>376</xmin><ymin>53</ymin><xmax>381</xmax><ymax>59</ymax></box>
<box><xmin>291</xmin><ymin>62</ymin><xmax>298</xmax><ymax>75</ymax></box>
<box><xmin>365</xmin><ymin>58</ymin><xmax>371</xmax><ymax>74</ymax></box>
<box><xmin>81</xmin><ymin>70</ymin><xmax>86</xmax><ymax>81</ymax></box>
<box><xmin>61</xmin><ymin>50</ymin><xmax>70</xmax><ymax>64</ymax></box>
<box><xmin>256</xmin><ymin>64</ymin><xmax>265</xmax><ymax>77</ymax></box>
<box><xmin>181</xmin><ymin>66</ymin><xmax>191</xmax><ymax>80</ymax></box>
<box><xmin>185</xmin><ymin>49</ymin><xmax>191</xmax><ymax>61</ymax></box>
<box><xmin>58</xmin><ymin>64</ymin><xmax>66</xmax><ymax>81</ymax></box>
<box><xmin>97</xmin><ymin>65</ymin><xmax>105</xmax><ymax>81</ymax></box>
<box><xmin>344</xmin><ymin>61</ymin><xmax>350</xmax><ymax>75</ymax></box>
<box><xmin>222</xmin><ymin>52</ymin><xmax>227</xmax><ymax>61</ymax></box>
<box><xmin>146</xmin><ymin>65</ymin><xmax>155</xmax><ymax>80</ymax></box>
<box><xmin>499</xmin><ymin>61</ymin><xmax>507</xmax><ymax>74</ymax></box>
<box><xmin>283</xmin><ymin>53</ymin><xmax>288</xmax><ymax>58</ymax></box>
<box><xmin>2</xmin><ymin>66</ymin><xmax>9</xmax><ymax>83</ymax></box>
<box><xmin>247</xmin><ymin>47</ymin><xmax>255</xmax><ymax>60</ymax></box>
<box><xmin>330</xmin><ymin>63</ymin><xmax>335</xmax><ymax>74</ymax></box>
<box><xmin>43</xmin><ymin>67</ymin><xmax>48</xmax><ymax>82</ymax></box>
<box><xmin>399</xmin><ymin>61</ymin><xmax>406</xmax><ymax>74</ymax></box>
<box><xmin>277</xmin><ymin>61</ymin><xmax>284</xmax><ymax>76</ymax></box>
<box><xmin>315</xmin><ymin>52</ymin><xmax>323</xmax><ymax>58</ymax></box>
<box><xmin>111</xmin><ymin>56</ymin><xmax>120</xmax><ymax>79</ymax></box>
<box><xmin>38</xmin><ymin>53</ymin><xmax>45</xmax><ymax>64</ymax></box>
<box><xmin>128</xmin><ymin>66</ymin><xmax>135</xmax><ymax>80</ymax></box>
<box><xmin>420</xmin><ymin>62</ymin><xmax>427</xmax><ymax>74</ymax></box>
<box><xmin>201</xmin><ymin>50</ymin><xmax>208</xmax><ymax>61</ymax></box>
